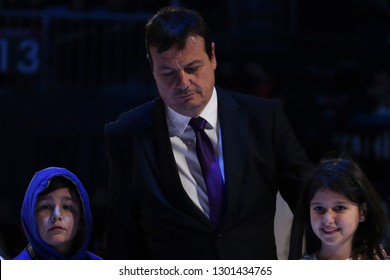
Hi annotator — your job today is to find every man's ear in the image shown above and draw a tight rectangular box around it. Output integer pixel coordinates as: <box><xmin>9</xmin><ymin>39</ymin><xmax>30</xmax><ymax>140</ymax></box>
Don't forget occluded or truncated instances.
<box><xmin>210</xmin><ymin>42</ymin><xmax>217</xmax><ymax>70</ymax></box>
<box><xmin>359</xmin><ymin>202</ymin><xmax>367</xmax><ymax>222</ymax></box>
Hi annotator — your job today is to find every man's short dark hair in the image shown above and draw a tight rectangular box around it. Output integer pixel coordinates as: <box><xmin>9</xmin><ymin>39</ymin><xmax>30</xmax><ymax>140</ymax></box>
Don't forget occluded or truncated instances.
<box><xmin>145</xmin><ymin>6</ymin><xmax>213</xmax><ymax>67</ymax></box>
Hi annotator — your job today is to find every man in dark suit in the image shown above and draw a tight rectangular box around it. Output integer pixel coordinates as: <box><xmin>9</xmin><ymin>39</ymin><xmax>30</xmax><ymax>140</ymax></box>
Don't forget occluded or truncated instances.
<box><xmin>104</xmin><ymin>6</ymin><xmax>312</xmax><ymax>259</ymax></box>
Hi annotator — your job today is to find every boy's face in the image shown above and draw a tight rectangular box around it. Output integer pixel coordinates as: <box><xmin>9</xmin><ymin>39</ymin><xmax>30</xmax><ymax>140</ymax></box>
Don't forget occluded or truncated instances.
<box><xmin>36</xmin><ymin>187</ymin><xmax>81</xmax><ymax>255</ymax></box>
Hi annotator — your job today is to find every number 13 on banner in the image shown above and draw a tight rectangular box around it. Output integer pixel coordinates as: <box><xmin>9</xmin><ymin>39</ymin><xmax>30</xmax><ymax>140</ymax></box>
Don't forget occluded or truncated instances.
<box><xmin>0</xmin><ymin>37</ymin><xmax>41</xmax><ymax>74</ymax></box>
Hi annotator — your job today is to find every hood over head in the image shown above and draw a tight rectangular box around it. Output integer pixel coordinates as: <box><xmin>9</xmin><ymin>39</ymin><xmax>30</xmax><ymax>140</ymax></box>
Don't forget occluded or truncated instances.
<box><xmin>21</xmin><ymin>167</ymin><xmax>93</xmax><ymax>259</ymax></box>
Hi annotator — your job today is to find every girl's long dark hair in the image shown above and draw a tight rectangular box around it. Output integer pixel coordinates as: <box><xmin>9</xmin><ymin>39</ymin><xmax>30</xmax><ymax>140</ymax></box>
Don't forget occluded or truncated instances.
<box><xmin>288</xmin><ymin>157</ymin><xmax>387</xmax><ymax>259</ymax></box>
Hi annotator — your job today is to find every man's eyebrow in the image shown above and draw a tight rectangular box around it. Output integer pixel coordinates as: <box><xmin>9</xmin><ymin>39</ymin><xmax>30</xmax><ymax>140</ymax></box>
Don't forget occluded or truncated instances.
<box><xmin>157</xmin><ymin>60</ymin><xmax>203</xmax><ymax>71</ymax></box>
<box><xmin>184</xmin><ymin>60</ymin><xmax>203</xmax><ymax>66</ymax></box>
<box><xmin>157</xmin><ymin>65</ymin><xmax>175</xmax><ymax>72</ymax></box>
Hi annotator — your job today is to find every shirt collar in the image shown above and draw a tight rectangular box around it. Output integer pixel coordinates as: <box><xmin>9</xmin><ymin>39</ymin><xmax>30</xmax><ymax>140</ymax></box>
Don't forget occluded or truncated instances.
<box><xmin>166</xmin><ymin>87</ymin><xmax>218</xmax><ymax>135</ymax></box>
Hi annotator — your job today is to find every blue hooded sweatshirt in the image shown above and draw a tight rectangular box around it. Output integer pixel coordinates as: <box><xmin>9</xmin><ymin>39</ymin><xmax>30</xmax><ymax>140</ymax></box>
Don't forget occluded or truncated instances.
<box><xmin>13</xmin><ymin>167</ymin><xmax>102</xmax><ymax>260</ymax></box>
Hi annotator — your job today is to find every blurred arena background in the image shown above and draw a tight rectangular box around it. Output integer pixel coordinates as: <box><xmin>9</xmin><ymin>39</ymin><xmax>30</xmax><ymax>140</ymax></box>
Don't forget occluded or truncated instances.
<box><xmin>0</xmin><ymin>0</ymin><xmax>389</xmax><ymax>259</ymax></box>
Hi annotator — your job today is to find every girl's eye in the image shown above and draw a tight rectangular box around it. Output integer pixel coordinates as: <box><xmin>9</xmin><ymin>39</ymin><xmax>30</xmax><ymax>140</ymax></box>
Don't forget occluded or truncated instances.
<box><xmin>63</xmin><ymin>205</ymin><xmax>72</xmax><ymax>210</ymax></box>
<box><xmin>313</xmin><ymin>206</ymin><xmax>324</xmax><ymax>213</ymax></box>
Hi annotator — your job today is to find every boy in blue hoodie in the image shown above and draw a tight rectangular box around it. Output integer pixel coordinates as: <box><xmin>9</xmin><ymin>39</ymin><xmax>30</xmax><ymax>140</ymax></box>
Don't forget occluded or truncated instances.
<box><xmin>13</xmin><ymin>167</ymin><xmax>102</xmax><ymax>260</ymax></box>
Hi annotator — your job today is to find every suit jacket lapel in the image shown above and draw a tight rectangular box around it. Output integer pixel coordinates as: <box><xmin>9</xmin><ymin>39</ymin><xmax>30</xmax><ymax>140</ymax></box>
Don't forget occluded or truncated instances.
<box><xmin>142</xmin><ymin>98</ymin><xmax>211</xmax><ymax>224</ymax></box>
<box><xmin>218</xmin><ymin>89</ymin><xmax>249</xmax><ymax>219</ymax></box>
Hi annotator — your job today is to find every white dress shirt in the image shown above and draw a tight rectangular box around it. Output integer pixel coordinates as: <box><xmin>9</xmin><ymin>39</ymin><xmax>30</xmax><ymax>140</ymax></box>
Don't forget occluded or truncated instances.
<box><xmin>165</xmin><ymin>88</ymin><xmax>225</xmax><ymax>218</ymax></box>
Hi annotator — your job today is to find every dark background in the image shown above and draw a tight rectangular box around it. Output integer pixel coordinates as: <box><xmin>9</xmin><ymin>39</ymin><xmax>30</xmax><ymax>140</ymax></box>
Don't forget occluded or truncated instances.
<box><xmin>0</xmin><ymin>0</ymin><xmax>390</xmax><ymax>259</ymax></box>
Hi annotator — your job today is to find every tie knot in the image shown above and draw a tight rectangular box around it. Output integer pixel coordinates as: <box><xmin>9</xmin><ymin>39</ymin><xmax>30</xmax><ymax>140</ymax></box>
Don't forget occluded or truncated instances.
<box><xmin>189</xmin><ymin>117</ymin><xmax>207</xmax><ymax>131</ymax></box>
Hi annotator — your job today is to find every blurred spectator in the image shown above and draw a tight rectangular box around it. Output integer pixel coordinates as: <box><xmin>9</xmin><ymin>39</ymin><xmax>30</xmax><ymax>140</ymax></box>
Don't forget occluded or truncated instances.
<box><xmin>0</xmin><ymin>0</ymin><xmax>47</xmax><ymax>9</ymax></box>
<box><xmin>367</xmin><ymin>70</ymin><xmax>390</xmax><ymax>115</ymax></box>
<box><xmin>104</xmin><ymin>0</ymin><xmax>137</xmax><ymax>13</ymax></box>
<box><xmin>142</xmin><ymin>0</ymin><xmax>171</xmax><ymax>12</ymax></box>
<box><xmin>243</xmin><ymin>61</ymin><xmax>275</xmax><ymax>99</ymax></box>
<box><xmin>68</xmin><ymin>0</ymin><xmax>92</xmax><ymax>12</ymax></box>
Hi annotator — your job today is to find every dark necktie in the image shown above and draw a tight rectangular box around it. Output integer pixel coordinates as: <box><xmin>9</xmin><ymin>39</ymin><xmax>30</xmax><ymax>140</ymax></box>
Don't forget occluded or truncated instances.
<box><xmin>189</xmin><ymin>117</ymin><xmax>225</xmax><ymax>227</ymax></box>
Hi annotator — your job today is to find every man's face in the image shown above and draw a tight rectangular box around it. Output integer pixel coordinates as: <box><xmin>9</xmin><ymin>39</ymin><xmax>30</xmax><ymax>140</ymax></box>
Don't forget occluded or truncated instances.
<box><xmin>150</xmin><ymin>35</ymin><xmax>217</xmax><ymax>117</ymax></box>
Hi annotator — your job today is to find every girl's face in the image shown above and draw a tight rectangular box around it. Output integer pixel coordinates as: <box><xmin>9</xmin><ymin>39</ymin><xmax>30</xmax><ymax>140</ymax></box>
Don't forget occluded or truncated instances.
<box><xmin>310</xmin><ymin>188</ymin><xmax>366</xmax><ymax>250</ymax></box>
<box><xmin>36</xmin><ymin>187</ymin><xmax>81</xmax><ymax>256</ymax></box>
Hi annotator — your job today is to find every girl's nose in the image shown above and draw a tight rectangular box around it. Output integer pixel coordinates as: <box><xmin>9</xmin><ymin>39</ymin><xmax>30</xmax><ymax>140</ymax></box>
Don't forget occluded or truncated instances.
<box><xmin>322</xmin><ymin>210</ymin><xmax>335</xmax><ymax>225</ymax></box>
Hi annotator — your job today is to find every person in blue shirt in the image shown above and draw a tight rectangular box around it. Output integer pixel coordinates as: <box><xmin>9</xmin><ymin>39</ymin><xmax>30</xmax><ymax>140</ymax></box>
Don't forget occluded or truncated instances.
<box><xmin>13</xmin><ymin>167</ymin><xmax>102</xmax><ymax>260</ymax></box>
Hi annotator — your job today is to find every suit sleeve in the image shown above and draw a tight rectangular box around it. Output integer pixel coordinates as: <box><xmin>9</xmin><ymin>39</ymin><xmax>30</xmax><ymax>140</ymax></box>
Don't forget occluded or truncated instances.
<box><xmin>272</xmin><ymin>101</ymin><xmax>313</xmax><ymax>211</ymax></box>
<box><xmin>104</xmin><ymin>123</ymin><xmax>145</xmax><ymax>259</ymax></box>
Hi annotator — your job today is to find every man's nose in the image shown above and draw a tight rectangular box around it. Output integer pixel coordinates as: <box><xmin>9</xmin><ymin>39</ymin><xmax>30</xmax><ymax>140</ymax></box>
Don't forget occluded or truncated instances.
<box><xmin>176</xmin><ymin>70</ymin><xmax>190</xmax><ymax>90</ymax></box>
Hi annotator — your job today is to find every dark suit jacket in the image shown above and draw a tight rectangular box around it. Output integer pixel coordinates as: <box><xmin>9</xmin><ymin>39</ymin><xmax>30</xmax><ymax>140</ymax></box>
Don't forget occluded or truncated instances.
<box><xmin>104</xmin><ymin>87</ymin><xmax>312</xmax><ymax>259</ymax></box>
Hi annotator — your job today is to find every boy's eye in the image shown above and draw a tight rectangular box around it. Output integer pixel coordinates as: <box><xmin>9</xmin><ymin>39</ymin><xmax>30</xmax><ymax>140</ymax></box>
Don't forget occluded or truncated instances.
<box><xmin>38</xmin><ymin>204</ymin><xmax>51</xmax><ymax>210</ymax></box>
<box><xmin>334</xmin><ymin>205</ymin><xmax>347</xmax><ymax>211</ymax></box>
<box><xmin>63</xmin><ymin>205</ymin><xmax>72</xmax><ymax>210</ymax></box>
